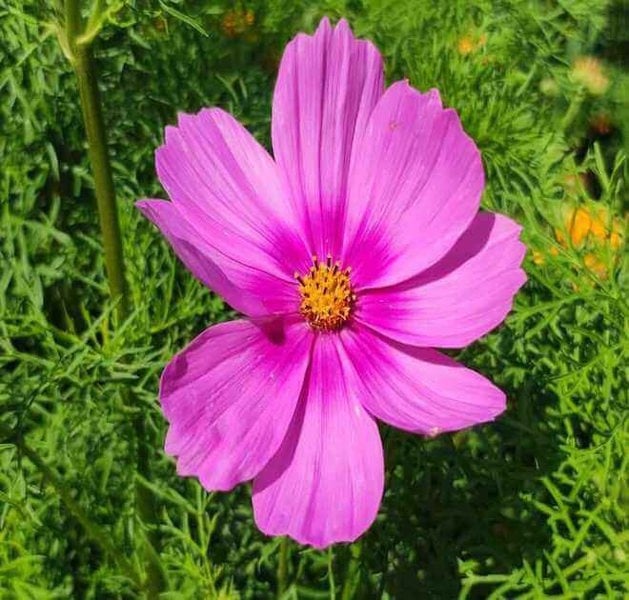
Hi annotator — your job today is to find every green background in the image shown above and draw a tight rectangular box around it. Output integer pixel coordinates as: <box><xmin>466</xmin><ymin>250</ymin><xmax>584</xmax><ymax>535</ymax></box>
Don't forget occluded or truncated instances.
<box><xmin>1</xmin><ymin>0</ymin><xmax>627</xmax><ymax>597</ymax></box>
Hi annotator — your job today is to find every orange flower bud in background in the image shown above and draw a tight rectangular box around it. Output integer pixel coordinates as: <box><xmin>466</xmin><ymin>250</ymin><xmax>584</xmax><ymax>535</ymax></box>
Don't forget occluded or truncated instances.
<box><xmin>221</xmin><ymin>8</ymin><xmax>255</xmax><ymax>39</ymax></box>
<box><xmin>589</xmin><ymin>112</ymin><xmax>614</xmax><ymax>136</ymax></box>
<box><xmin>570</xmin><ymin>56</ymin><xmax>609</xmax><ymax>96</ymax></box>
<box><xmin>457</xmin><ymin>31</ymin><xmax>487</xmax><ymax>56</ymax></box>
<box><xmin>457</xmin><ymin>35</ymin><xmax>475</xmax><ymax>55</ymax></box>
<box><xmin>554</xmin><ymin>205</ymin><xmax>624</xmax><ymax>279</ymax></box>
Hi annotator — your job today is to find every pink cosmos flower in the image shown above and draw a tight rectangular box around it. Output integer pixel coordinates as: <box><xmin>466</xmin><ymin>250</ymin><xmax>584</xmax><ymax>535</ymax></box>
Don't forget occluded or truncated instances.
<box><xmin>137</xmin><ymin>17</ymin><xmax>526</xmax><ymax>549</ymax></box>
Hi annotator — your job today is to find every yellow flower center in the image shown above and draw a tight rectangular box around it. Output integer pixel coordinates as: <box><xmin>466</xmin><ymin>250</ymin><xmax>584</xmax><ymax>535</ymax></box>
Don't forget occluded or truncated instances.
<box><xmin>296</xmin><ymin>256</ymin><xmax>355</xmax><ymax>332</ymax></box>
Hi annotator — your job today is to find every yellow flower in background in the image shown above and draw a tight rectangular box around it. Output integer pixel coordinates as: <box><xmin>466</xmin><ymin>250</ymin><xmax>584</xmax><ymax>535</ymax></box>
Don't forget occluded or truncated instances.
<box><xmin>532</xmin><ymin>205</ymin><xmax>623</xmax><ymax>278</ymax></box>
<box><xmin>556</xmin><ymin>206</ymin><xmax>615</xmax><ymax>247</ymax></box>
<box><xmin>531</xmin><ymin>250</ymin><xmax>545</xmax><ymax>265</ymax></box>
<box><xmin>570</xmin><ymin>56</ymin><xmax>609</xmax><ymax>96</ymax></box>
<box><xmin>221</xmin><ymin>8</ymin><xmax>255</xmax><ymax>39</ymax></box>
<box><xmin>530</xmin><ymin>246</ymin><xmax>558</xmax><ymax>266</ymax></box>
<box><xmin>555</xmin><ymin>206</ymin><xmax>624</xmax><ymax>279</ymax></box>
<box><xmin>457</xmin><ymin>36</ymin><xmax>475</xmax><ymax>55</ymax></box>
<box><xmin>457</xmin><ymin>32</ymin><xmax>487</xmax><ymax>55</ymax></box>
<box><xmin>583</xmin><ymin>253</ymin><xmax>608</xmax><ymax>279</ymax></box>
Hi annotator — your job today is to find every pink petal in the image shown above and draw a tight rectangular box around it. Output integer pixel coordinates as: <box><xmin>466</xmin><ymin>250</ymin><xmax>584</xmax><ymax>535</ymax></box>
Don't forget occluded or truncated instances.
<box><xmin>161</xmin><ymin>319</ymin><xmax>312</xmax><ymax>491</ymax></box>
<box><xmin>272</xmin><ymin>18</ymin><xmax>384</xmax><ymax>258</ymax></box>
<box><xmin>342</xmin><ymin>81</ymin><xmax>485</xmax><ymax>288</ymax></box>
<box><xmin>155</xmin><ymin>107</ymin><xmax>310</xmax><ymax>282</ymax></box>
<box><xmin>252</xmin><ymin>334</ymin><xmax>384</xmax><ymax>549</ymax></box>
<box><xmin>356</xmin><ymin>212</ymin><xmax>527</xmax><ymax>348</ymax></box>
<box><xmin>339</xmin><ymin>325</ymin><xmax>506</xmax><ymax>434</ymax></box>
<box><xmin>137</xmin><ymin>200</ymin><xmax>299</xmax><ymax>316</ymax></box>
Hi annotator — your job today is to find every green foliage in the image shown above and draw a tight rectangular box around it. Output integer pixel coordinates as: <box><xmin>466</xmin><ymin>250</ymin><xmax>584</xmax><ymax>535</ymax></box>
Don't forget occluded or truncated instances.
<box><xmin>1</xmin><ymin>0</ymin><xmax>627</xmax><ymax>598</ymax></box>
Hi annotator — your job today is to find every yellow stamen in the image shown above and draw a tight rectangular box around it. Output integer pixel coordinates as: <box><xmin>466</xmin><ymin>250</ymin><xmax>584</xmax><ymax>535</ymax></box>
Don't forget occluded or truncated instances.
<box><xmin>297</xmin><ymin>256</ymin><xmax>355</xmax><ymax>331</ymax></box>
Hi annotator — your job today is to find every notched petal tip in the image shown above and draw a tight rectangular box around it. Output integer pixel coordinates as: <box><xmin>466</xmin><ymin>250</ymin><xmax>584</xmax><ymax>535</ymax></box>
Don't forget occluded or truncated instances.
<box><xmin>176</xmin><ymin>107</ymin><xmax>226</xmax><ymax>131</ymax></box>
<box><xmin>291</xmin><ymin>15</ymin><xmax>366</xmax><ymax>48</ymax></box>
<box><xmin>425</xmin><ymin>87</ymin><xmax>444</xmax><ymax>107</ymax></box>
<box><xmin>317</xmin><ymin>15</ymin><xmax>332</xmax><ymax>32</ymax></box>
<box><xmin>159</xmin><ymin>108</ymin><xmax>228</xmax><ymax>155</ymax></box>
<box><xmin>513</xmin><ymin>266</ymin><xmax>528</xmax><ymax>292</ymax></box>
<box><xmin>135</xmin><ymin>198</ymin><xmax>153</xmax><ymax>212</ymax></box>
<box><xmin>386</xmin><ymin>80</ymin><xmax>444</xmax><ymax>110</ymax></box>
<box><xmin>135</xmin><ymin>198</ymin><xmax>171</xmax><ymax>222</ymax></box>
<box><xmin>492</xmin><ymin>213</ymin><xmax>526</xmax><ymax>246</ymax></box>
<box><xmin>175</xmin><ymin>111</ymin><xmax>197</xmax><ymax>130</ymax></box>
<box><xmin>162</xmin><ymin>124</ymin><xmax>180</xmax><ymax>147</ymax></box>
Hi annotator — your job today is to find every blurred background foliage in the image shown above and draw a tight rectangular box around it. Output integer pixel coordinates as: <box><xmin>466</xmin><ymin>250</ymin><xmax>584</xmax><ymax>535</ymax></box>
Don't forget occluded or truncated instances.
<box><xmin>0</xmin><ymin>0</ymin><xmax>627</xmax><ymax>597</ymax></box>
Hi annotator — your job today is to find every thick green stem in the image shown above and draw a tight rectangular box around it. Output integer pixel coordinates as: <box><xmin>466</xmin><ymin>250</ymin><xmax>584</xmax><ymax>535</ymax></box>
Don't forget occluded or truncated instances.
<box><xmin>277</xmin><ymin>537</ymin><xmax>289</xmax><ymax>598</ymax></box>
<box><xmin>65</xmin><ymin>0</ymin><xmax>128</xmax><ymax>322</ymax></box>
<box><xmin>133</xmin><ymin>410</ymin><xmax>167</xmax><ymax>595</ymax></box>
<box><xmin>560</xmin><ymin>91</ymin><xmax>584</xmax><ymax>133</ymax></box>
<box><xmin>62</xmin><ymin>1</ymin><xmax>164</xmax><ymax>594</ymax></box>
<box><xmin>341</xmin><ymin>543</ymin><xmax>362</xmax><ymax>600</ymax></box>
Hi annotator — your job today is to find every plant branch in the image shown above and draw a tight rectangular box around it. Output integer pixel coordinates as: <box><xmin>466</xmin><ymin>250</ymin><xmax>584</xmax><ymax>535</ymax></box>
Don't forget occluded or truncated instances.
<box><xmin>0</xmin><ymin>423</ymin><xmax>142</xmax><ymax>587</ymax></box>
<box><xmin>65</xmin><ymin>0</ymin><xmax>128</xmax><ymax>322</ymax></box>
<box><xmin>277</xmin><ymin>537</ymin><xmax>289</xmax><ymax>598</ymax></box>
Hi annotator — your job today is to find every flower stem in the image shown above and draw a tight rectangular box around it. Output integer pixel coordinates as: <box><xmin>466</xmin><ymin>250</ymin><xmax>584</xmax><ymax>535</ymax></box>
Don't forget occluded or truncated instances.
<box><xmin>277</xmin><ymin>537</ymin><xmax>289</xmax><ymax>597</ymax></box>
<box><xmin>65</xmin><ymin>0</ymin><xmax>128</xmax><ymax>322</ymax></box>
<box><xmin>341</xmin><ymin>543</ymin><xmax>362</xmax><ymax>600</ymax></box>
<box><xmin>560</xmin><ymin>91</ymin><xmax>584</xmax><ymax>133</ymax></box>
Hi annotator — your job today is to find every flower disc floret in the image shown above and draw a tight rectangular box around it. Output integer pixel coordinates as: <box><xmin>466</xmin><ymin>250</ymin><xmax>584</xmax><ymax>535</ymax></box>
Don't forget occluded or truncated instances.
<box><xmin>297</xmin><ymin>256</ymin><xmax>355</xmax><ymax>331</ymax></box>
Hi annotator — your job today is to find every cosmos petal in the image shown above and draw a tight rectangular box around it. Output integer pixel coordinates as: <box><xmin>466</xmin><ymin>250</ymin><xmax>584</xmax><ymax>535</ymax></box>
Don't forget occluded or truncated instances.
<box><xmin>138</xmin><ymin>199</ymin><xmax>300</xmax><ymax>316</ymax></box>
<box><xmin>252</xmin><ymin>334</ymin><xmax>384</xmax><ymax>548</ymax></box>
<box><xmin>343</xmin><ymin>81</ymin><xmax>484</xmax><ymax>288</ymax></box>
<box><xmin>161</xmin><ymin>319</ymin><xmax>312</xmax><ymax>491</ymax></box>
<box><xmin>272</xmin><ymin>17</ymin><xmax>384</xmax><ymax>258</ymax></box>
<box><xmin>339</xmin><ymin>325</ymin><xmax>506</xmax><ymax>434</ymax></box>
<box><xmin>155</xmin><ymin>107</ymin><xmax>310</xmax><ymax>281</ymax></box>
<box><xmin>356</xmin><ymin>212</ymin><xmax>527</xmax><ymax>348</ymax></box>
